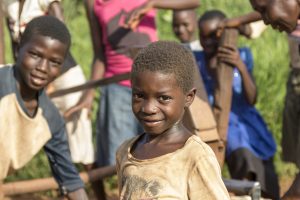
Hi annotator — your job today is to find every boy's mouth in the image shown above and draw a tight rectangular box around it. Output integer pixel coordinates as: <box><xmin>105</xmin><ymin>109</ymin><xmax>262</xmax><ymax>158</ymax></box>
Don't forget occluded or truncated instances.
<box><xmin>141</xmin><ymin>119</ymin><xmax>163</xmax><ymax>127</ymax></box>
<box><xmin>30</xmin><ymin>73</ymin><xmax>47</xmax><ymax>86</ymax></box>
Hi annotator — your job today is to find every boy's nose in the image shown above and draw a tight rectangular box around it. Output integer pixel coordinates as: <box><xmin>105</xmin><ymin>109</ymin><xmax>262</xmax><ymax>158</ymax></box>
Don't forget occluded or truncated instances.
<box><xmin>141</xmin><ymin>100</ymin><xmax>157</xmax><ymax>114</ymax></box>
<box><xmin>37</xmin><ymin>59</ymin><xmax>48</xmax><ymax>72</ymax></box>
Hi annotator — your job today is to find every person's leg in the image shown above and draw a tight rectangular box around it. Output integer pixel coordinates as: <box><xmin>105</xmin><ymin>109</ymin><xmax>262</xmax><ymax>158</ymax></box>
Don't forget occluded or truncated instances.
<box><xmin>96</xmin><ymin>84</ymin><xmax>142</xmax><ymax>166</ymax></box>
<box><xmin>281</xmin><ymin>69</ymin><xmax>300</xmax><ymax>199</ymax></box>
<box><xmin>226</xmin><ymin>148</ymin><xmax>280</xmax><ymax>199</ymax></box>
<box><xmin>95</xmin><ymin>84</ymin><xmax>142</xmax><ymax>199</ymax></box>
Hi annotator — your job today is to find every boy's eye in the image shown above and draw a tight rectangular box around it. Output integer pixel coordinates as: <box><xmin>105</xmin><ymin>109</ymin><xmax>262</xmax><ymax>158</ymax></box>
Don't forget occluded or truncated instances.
<box><xmin>158</xmin><ymin>95</ymin><xmax>171</xmax><ymax>102</ymax></box>
<box><xmin>183</xmin><ymin>23</ymin><xmax>189</xmax><ymax>27</ymax></box>
<box><xmin>133</xmin><ymin>93</ymin><xmax>144</xmax><ymax>99</ymax></box>
<box><xmin>29</xmin><ymin>51</ymin><xmax>39</xmax><ymax>58</ymax></box>
<box><xmin>50</xmin><ymin>60</ymin><xmax>62</xmax><ymax>67</ymax></box>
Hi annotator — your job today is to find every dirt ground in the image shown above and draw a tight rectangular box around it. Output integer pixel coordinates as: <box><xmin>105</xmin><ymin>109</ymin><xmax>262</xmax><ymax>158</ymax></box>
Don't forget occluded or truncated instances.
<box><xmin>2</xmin><ymin>176</ymin><xmax>294</xmax><ymax>200</ymax></box>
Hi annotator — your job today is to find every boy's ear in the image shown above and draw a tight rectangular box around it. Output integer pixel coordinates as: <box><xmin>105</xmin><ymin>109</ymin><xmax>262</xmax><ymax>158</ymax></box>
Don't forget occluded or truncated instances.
<box><xmin>185</xmin><ymin>88</ymin><xmax>196</xmax><ymax>108</ymax></box>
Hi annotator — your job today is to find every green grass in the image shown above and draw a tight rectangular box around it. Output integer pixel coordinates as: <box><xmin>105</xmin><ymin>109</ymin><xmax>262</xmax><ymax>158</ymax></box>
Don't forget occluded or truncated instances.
<box><xmin>3</xmin><ymin>0</ymin><xmax>298</xmax><ymax>195</ymax></box>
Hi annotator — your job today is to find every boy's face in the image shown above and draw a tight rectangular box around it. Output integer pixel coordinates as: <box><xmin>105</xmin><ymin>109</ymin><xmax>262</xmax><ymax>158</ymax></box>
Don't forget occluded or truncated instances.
<box><xmin>172</xmin><ymin>11</ymin><xmax>197</xmax><ymax>43</ymax></box>
<box><xmin>132</xmin><ymin>71</ymin><xmax>194</xmax><ymax>135</ymax></box>
<box><xmin>17</xmin><ymin>35</ymin><xmax>67</xmax><ymax>91</ymax></box>
<box><xmin>250</xmin><ymin>0</ymin><xmax>299</xmax><ymax>33</ymax></box>
<box><xmin>199</xmin><ymin>19</ymin><xmax>220</xmax><ymax>56</ymax></box>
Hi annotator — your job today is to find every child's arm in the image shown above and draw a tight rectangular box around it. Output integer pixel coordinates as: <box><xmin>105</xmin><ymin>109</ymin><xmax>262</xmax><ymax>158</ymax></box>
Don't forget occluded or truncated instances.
<box><xmin>217</xmin><ymin>45</ymin><xmax>257</xmax><ymax>105</ymax></box>
<box><xmin>64</xmin><ymin>0</ymin><xmax>106</xmax><ymax>119</ymax></box>
<box><xmin>223</xmin><ymin>11</ymin><xmax>262</xmax><ymax>28</ymax></box>
<box><xmin>124</xmin><ymin>0</ymin><xmax>200</xmax><ymax>29</ymax></box>
<box><xmin>217</xmin><ymin>11</ymin><xmax>262</xmax><ymax>38</ymax></box>
<box><xmin>67</xmin><ymin>188</ymin><xmax>89</xmax><ymax>200</ymax></box>
<box><xmin>0</xmin><ymin>5</ymin><xmax>5</xmax><ymax>64</ymax></box>
<box><xmin>48</xmin><ymin>1</ymin><xmax>64</xmax><ymax>22</ymax></box>
<box><xmin>44</xmin><ymin>126</ymin><xmax>88</xmax><ymax>199</ymax></box>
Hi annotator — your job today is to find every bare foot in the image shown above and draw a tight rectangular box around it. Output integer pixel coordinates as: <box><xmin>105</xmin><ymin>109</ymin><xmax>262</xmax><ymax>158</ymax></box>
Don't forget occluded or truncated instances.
<box><xmin>282</xmin><ymin>173</ymin><xmax>300</xmax><ymax>200</ymax></box>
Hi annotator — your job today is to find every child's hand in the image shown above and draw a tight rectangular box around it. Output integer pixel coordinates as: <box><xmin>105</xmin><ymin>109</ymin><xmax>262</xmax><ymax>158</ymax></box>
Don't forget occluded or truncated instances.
<box><xmin>123</xmin><ymin>1</ymin><xmax>153</xmax><ymax>30</ymax></box>
<box><xmin>217</xmin><ymin>45</ymin><xmax>244</xmax><ymax>69</ymax></box>
<box><xmin>64</xmin><ymin>90</ymin><xmax>94</xmax><ymax>120</ymax></box>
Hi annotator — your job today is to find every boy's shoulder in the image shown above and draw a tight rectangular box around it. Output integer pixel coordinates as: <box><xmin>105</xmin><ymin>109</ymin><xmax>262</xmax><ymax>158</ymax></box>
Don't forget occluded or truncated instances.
<box><xmin>117</xmin><ymin>135</ymin><xmax>139</xmax><ymax>156</ymax></box>
<box><xmin>184</xmin><ymin>135</ymin><xmax>218</xmax><ymax>161</ymax></box>
<box><xmin>116</xmin><ymin>135</ymin><xmax>140</xmax><ymax>165</ymax></box>
<box><xmin>38</xmin><ymin>91</ymin><xmax>65</xmax><ymax>134</ymax></box>
<box><xmin>187</xmin><ymin>135</ymin><xmax>215</xmax><ymax>152</ymax></box>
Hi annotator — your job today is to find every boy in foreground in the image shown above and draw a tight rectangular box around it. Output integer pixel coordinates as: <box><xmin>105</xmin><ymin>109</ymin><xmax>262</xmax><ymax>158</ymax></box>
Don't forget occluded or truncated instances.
<box><xmin>116</xmin><ymin>41</ymin><xmax>230</xmax><ymax>199</ymax></box>
<box><xmin>0</xmin><ymin>16</ymin><xmax>88</xmax><ymax>199</ymax></box>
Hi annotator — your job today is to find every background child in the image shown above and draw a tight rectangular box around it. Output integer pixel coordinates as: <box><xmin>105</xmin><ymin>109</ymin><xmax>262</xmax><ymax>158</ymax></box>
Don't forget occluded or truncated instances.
<box><xmin>172</xmin><ymin>9</ymin><xmax>202</xmax><ymax>51</ymax></box>
<box><xmin>116</xmin><ymin>41</ymin><xmax>230</xmax><ymax>200</ymax></box>
<box><xmin>196</xmin><ymin>10</ymin><xmax>279</xmax><ymax>199</ymax></box>
<box><xmin>0</xmin><ymin>16</ymin><xmax>87</xmax><ymax>199</ymax></box>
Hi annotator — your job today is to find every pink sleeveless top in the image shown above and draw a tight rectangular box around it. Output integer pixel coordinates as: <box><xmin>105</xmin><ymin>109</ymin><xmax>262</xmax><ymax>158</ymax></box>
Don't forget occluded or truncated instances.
<box><xmin>94</xmin><ymin>0</ymin><xmax>158</xmax><ymax>87</ymax></box>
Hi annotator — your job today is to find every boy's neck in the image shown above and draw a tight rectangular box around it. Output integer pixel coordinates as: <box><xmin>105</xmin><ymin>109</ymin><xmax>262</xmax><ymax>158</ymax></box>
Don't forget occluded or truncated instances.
<box><xmin>132</xmin><ymin>124</ymin><xmax>193</xmax><ymax>160</ymax></box>
<box><xmin>15</xmin><ymin>71</ymin><xmax>38</xmax><ymax>101</ymax></box>
<box><xmin>145</xmin><ymin>123</ymin><xmax>188</xmax><ymax>144</ymax></box>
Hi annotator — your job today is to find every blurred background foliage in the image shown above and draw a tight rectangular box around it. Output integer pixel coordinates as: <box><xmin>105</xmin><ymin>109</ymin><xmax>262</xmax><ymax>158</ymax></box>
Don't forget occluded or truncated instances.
<box><xmin>3</xmin><ymin>0</ymin><xmax>297</xmax><ymax>194</ymax></box>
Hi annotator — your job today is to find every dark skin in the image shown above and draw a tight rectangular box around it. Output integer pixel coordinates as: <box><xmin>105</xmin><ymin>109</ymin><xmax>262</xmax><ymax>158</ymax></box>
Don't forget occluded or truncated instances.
<box><xmin>172</xmin><ymin>9</ymin><xmax>198</xmax><ymax>43</ymax></box>
<box><xmin>250</xmin><ymin>0</ymin><xmax>300</xmax><ymax>33</ymax></box>
<box><xmin>222</xmin><ymin>0</ymin><xmax>300</xmax><ymax>33</ymax></box>
<box><xmin>199</xmin><ymin>18</ymin><xmax>257</xmax><ymax>106</ymax></box>
<box><xmin>131</xmin><ymin>71</ymin><xmax>196</xmax><ymax>159</ymax></box>
<box><xmin>15</xmin><ymin>35</ymin><xmax>88</xmax><ymax>200</ymax></box>
<box><xmin>15</xmin><ymin>35</ymin><xmax>66</xmax><ymax>116</ymax></box>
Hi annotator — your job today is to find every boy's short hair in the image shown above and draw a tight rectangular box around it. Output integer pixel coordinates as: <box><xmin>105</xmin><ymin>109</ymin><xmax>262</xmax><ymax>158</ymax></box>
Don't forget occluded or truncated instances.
<box><xmin>172</xmin><ymin>8</ymin><xmax>197</xmax><ymax>19</ymax></box>
<box><xmin>198</xmin><ymin>10</ymin><xmax>227</xmax><ymax>24</ymax></box>
<box><xmin>20</xmin><ymin>15</ymin><xmax>71</xmax><ymax>48</ymax></box>
<box><xmin>132</xmin><ymin>41</ymin><xmax>196</xmax><ymax>93</ymax></box>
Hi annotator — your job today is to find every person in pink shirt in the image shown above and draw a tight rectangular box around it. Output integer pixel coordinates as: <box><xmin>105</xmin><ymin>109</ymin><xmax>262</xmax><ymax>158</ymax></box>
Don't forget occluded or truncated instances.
<box><xmin>66</xmin><ymin>0</ymin><xmax>199</xmax><ymax>199</ymax></box>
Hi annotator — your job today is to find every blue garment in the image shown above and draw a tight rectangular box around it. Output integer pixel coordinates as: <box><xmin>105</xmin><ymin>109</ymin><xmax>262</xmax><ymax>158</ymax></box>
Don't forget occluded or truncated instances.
<box><xmin>194</xmin><ymin>48</ymin><xmax>276</xmax><ymax>160</ymax></box>
<box><xmin>96</xmin><ymin>84</ymin><xmax>143</xmax><ymax>166</ymax></box>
